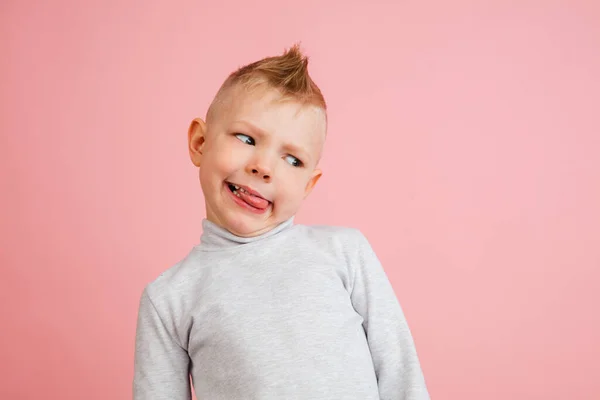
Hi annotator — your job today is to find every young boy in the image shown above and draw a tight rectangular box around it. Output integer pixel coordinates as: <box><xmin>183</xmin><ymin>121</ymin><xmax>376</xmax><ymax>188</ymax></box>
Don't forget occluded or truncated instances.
<box><xmin>133</xmin><ymin>45</ymin><xmax>429</xmax><ymax>400</ymax></box>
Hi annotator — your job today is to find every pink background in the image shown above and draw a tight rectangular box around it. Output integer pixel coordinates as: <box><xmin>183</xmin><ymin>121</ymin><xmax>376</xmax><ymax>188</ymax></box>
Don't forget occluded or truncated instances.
<box><xmin>2</xmin><ymin>1</ymin><xmax>599</xmax><ymax>399</ymax></box>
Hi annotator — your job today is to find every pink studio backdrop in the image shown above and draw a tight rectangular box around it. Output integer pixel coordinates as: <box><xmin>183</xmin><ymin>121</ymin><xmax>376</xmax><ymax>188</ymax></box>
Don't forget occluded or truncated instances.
<box><xmin>1</xmin><ymin>1</ymin><xmax>599</xmax><ymax>399</ymax></box>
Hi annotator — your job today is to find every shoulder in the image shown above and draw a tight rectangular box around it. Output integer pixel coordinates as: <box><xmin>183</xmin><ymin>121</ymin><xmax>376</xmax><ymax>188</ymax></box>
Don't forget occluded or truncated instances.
<box><xmin>292</xmin><ymin>223</ymin><xmax>372</xmax><ymax>254</ymax></box>
<box><xmin>142</xmin><ymin>246</ymin><xmax>206</xmax><ymax>305</ymax></box>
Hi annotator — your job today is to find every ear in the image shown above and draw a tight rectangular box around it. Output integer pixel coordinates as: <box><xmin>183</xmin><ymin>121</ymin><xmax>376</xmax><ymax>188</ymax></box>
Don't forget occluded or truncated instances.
<box><xmin>188</xmin><ymin>118</ymin><xmax>207</xmax><ymax>167</ymax></box>
<box><xmin>304</xmin><ymin>168</ymin><xmax>323</xmax><ymax>198</ymax></box>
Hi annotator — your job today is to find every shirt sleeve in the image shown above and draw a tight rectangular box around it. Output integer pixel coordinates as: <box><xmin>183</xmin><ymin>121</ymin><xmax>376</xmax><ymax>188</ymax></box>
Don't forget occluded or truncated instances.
<box><xmin>133</xmin><ymin>287</ymin><xmax>191</xmax><ymax>400</ymax></box>
<box><xmin>348</xmin><ymin>231</ymin><xmax>430</xmax><ymax>400</ymax></box>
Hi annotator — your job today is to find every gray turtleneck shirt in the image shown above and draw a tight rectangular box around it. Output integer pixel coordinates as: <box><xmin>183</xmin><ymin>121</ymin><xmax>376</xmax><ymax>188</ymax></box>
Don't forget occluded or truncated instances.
<box><xmin>133</xmin><ymin>218</ymin><xmax>429</xmax><ymax>400</ymax></box>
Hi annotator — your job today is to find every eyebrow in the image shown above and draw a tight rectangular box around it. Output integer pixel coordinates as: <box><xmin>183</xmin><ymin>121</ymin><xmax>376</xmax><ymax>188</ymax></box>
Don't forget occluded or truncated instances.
<box><xmin>282</xmin><ymin>142</ymin><xmax>310</xmax><ymax>162</ymax></box>
<box><xmin>232</xmin><ymin>120</ymin><xmax>266</xmax><ymax>138</ymax></box>
<box><xmin>232</xmin><ymin>120</ymin><xmax>312</xmax><ymax>161</ymax></box>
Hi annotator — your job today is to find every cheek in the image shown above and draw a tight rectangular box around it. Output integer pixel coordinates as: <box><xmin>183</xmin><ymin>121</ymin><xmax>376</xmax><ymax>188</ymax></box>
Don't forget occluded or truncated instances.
<box><xmin>199</xmin><ymin>156</ymin><xmax>226</xmax><ymax>189</ymax></box>
<box><xmin>277</xmin><ymin>174</ymin><xmax>309</xmax><ymax>201</ymax></box>
<box><xmin>217</xmin><ymin>142</ymin><xmax>250</xmax><ymax>171</ymax></box>
<box><xmin>198</xmin><ymin>164</ymin><xmax>214</xmax><ymax>189</ymax></box>
<box><xmin>213</xmin><ymin>156</ymin><xmax>233</xmax><ymax>175</ymax></box>
<box><xmin>206</xmin><ymin>146</ymin><xmax>239</xmax><ymax>177</ymax></box>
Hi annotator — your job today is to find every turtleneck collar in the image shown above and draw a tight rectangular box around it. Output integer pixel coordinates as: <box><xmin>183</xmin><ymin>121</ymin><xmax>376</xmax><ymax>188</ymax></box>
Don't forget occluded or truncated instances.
<box><xmin>198</xmin><ymin>217</ymin><xmax>295</xmax><ymax>251</ymax></box>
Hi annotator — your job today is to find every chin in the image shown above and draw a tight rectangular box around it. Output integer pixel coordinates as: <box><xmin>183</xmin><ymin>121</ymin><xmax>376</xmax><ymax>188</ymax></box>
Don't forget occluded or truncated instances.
<box><xmin>222</xmin><ymin>213</ymin><xmax>274</xmax><ymax>238</ymax></box>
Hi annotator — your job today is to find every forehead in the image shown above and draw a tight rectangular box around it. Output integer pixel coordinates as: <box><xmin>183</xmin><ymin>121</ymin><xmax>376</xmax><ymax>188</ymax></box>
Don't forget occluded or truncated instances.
<box><xmin>218</xmin><ymin>85</ymin><xmax>326</xmax><ymax>155</ymax></box>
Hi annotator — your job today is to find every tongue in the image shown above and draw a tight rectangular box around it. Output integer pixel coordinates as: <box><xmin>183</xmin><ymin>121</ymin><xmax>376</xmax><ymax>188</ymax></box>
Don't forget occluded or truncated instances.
<box><xmin>239</xmin><ymin>191</ymin><xmax>270</xmax><ymax>209</ymax></box>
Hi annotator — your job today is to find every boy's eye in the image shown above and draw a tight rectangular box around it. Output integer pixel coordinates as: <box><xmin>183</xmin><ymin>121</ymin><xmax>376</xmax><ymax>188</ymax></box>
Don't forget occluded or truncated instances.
<box><xmin>284</xmin><ymin>155</ymin><xmax>303</xmax><ymax>168</ymax></box>
<box><xmin>235</xmin><ymin>133</ymin><xmax>255</xmax><ymax>146</ymax></box>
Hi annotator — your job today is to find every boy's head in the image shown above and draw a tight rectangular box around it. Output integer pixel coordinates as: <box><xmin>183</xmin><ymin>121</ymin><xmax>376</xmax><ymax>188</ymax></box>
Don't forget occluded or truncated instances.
<box><xmin>188</xmin><ymin>44</ymin><xmax>327</xmax><ymax>237</ymax></box>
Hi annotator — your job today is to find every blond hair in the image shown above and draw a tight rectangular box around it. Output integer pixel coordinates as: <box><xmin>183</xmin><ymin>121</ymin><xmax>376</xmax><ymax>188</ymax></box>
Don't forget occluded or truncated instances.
<box><xmin>207</xmin><ymin>44</ymin><xmax>326</xmax><ymax>123</ymax></box>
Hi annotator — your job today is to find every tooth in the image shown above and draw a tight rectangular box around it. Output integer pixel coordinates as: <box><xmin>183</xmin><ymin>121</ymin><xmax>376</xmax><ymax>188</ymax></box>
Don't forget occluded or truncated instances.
<box><xmin>234</xmin><ymin>185</ymin><xmax>240</xmax><ymax>190</ymax></box>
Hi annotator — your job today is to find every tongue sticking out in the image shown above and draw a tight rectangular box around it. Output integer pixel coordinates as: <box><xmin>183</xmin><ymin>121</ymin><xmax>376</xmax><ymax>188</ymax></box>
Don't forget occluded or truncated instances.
<box><xmin>238</xmin><ymin>190</ymin><xmax>270</xmax><ymax>210</ymax></box>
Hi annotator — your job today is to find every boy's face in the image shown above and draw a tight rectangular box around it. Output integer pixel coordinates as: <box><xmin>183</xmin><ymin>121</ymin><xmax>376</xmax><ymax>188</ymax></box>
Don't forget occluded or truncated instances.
<box><xmin>188</xmin><ymin>85</ymin><xmax>326</xmax><ymax>237</ymax></box>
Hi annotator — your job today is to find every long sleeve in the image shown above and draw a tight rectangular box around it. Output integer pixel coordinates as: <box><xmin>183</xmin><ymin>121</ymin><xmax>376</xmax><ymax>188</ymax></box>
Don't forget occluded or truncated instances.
<box><xmin>348</xmin><ymin>231</ymin><xmax>430</xmax><ymax>400</ymax></box>
<box><xmin>133</xmin><ymin>287</ymin><xmax>191</xmax><ymax>400</ymax></box>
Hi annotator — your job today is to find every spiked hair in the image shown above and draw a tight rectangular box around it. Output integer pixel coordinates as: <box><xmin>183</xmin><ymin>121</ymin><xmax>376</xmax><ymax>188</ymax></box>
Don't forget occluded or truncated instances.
<box><xmin>207</xmin><ymin>44</ymin><xmax>326</xmax><ymax>122</ymax></box>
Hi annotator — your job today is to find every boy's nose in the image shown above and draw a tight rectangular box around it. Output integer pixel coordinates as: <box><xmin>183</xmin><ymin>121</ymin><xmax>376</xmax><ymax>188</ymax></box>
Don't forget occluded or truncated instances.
<box><xmin>247</xmin><ymin>164</ymin><xmax>271</xmax><ymax>182</ymax></box>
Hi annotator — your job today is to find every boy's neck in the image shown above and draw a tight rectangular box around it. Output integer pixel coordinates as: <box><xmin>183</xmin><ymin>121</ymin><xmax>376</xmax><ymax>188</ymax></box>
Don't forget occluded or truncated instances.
<box><xmin>199</xmin><ymin>217</ymin><xmax>295</xmax><ymax>251</ymax></box>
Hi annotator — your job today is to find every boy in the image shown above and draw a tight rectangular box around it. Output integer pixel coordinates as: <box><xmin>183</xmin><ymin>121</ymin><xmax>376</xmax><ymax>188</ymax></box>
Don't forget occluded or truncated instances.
<box><xmin>133</xmin><ymin>45</ymin><xmax>429</xmax><ymax>400</ymax></box>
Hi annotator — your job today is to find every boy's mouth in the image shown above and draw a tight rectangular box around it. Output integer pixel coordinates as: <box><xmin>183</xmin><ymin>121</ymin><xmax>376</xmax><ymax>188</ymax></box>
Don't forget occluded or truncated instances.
<box><xmin>225</xmin><ymin>181</ymin><xmax>271</xmax><ymax>211</ymax></box>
